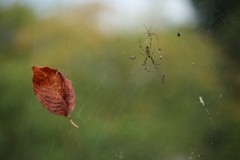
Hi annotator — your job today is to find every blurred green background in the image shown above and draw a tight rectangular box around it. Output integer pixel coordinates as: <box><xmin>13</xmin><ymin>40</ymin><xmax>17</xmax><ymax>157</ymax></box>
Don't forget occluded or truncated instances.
<box><xmin>0</xmin><ymin>1</ymin><xmax>240</xmax><ymax>160</ymax></box>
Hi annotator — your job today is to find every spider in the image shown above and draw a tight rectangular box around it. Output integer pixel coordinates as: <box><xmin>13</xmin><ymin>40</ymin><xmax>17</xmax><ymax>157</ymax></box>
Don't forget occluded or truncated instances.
<box><xmin>139</xmin><ymin>39</ymin><xmax>159</xmax><ymax>72</ymax></box>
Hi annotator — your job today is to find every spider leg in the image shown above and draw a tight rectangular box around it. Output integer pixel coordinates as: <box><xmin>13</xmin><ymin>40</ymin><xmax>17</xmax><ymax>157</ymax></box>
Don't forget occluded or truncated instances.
<box><xmin>151</xmin><ymin>49</ymin><xmax>155</xmax><ymax>55</ymax></box>
<box><xmin>139</xmin><ymin>39</ymin><xmax>145</xmax><ymax>52</ymax></box>
<box><xmin>149</xmin><ymin>37</ymin><xmax>153</xmax><ymax>49</ymax></box>
<box><xmin>150</xmin><ymin>56</ymin><xmax>160</xmax><ymax>70</ymax></box>
<box><xmin>144</xmin><ymin>25</ymin><xmax>152</xmax><ymax>36</ymax></box>
<box><xmin>141</xmin><ymin>56</ymin><xmax>150</xmax><ymax>72</ymax></box>
<box><xmin>145</xmin><ymin>67</ymin><xmax>150</xmax><ymax>72</ymax></box>
<box><xmin>150</xmin><ymin>33</ymin><xmax>158</xmax><ymax>38</ymax></box>
<box><xmin>143</xmin><ymin>25</ymin><xmax>154</xmax><ymax>47</ymax></box>
<box><xmin>142</xmin><ymin>56</ymin><xmax>148</xmax><ymax>66</ymax></box>
<box><xmin>139</xmin><ymin>51</ymin><xmax>145</xmax><ymax>55</ymax></box>
<box><xmin>150</xmin><ymin>32</ymin><xmax>161</xmax><ymax>51</ymax></box>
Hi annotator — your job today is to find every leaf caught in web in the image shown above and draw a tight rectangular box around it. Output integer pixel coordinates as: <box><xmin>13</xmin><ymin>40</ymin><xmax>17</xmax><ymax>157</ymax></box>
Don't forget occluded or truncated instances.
<box><xmin>32</xmin><ymin>66</ymin><xmax>79</xmax><ymax>128</ymax></box>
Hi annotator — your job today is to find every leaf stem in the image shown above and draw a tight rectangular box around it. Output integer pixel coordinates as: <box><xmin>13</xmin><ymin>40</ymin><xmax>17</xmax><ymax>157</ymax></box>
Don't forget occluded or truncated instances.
<box><xmin>68</xmin><ymin>117</ymin><xmax>79</xmax><ymax>128</ymax></box>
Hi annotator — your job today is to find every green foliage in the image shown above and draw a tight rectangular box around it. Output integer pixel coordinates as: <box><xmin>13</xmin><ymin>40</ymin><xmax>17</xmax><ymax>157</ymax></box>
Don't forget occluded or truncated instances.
<box><xmin>0</xmin><ymin>4</ymin><xmax>35</xmax><ymax>53</ymax></box>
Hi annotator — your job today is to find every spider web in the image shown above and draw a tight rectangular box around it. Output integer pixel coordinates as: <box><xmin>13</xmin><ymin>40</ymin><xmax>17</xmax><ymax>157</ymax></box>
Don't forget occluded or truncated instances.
<box><xmin>1</xmin><ymin>0</ymin><xmax>240</xmax><ymax>160</ymax></box>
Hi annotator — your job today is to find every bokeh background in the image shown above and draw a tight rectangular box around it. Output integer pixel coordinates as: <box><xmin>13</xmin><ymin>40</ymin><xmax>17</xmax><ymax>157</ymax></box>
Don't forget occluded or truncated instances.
<box><xmin>0</xmin><ymin>0</ymin><xmax>240</xmax><ymax>159</ymax></box>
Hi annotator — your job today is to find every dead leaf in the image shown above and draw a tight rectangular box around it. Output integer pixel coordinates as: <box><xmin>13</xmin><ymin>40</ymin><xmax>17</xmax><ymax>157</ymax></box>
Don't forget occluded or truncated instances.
<box><xmin>32</xmin><ymin>66</ymin><xmax>78</xmax><ymax>128</ymax></box>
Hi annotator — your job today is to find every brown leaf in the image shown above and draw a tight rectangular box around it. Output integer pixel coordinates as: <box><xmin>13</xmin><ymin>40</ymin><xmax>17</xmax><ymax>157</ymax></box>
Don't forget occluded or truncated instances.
<box><xmin>32</xmin><ymin>66</ymin><xmax>78</xmax><ymax>128</ymax></box>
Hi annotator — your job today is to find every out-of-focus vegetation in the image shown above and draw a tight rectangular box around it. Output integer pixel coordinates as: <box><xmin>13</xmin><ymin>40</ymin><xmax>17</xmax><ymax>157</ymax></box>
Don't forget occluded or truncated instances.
<box><xmin>193</xmin><ymin>0</ymin><xmax>240</xmax><ymax>99</ymax></box>
<box><xmin>0</xmin><ymin>2</ymin><xmax>239</xmax><ymax>160</ymax></box>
